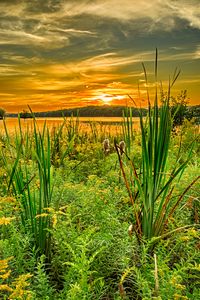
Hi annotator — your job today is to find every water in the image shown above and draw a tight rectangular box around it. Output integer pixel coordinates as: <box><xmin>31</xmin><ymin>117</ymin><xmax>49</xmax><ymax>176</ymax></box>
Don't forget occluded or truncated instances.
<box><xmin>0</xmin><ymin>117</ymin><xmax>140</xmax><ymax>134</ymax></box>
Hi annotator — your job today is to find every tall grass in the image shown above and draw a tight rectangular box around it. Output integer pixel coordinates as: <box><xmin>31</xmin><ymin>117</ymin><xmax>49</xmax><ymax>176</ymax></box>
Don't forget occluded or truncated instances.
<box><xmin>122</xmin><ymin>107</ymin><xmax>134</xmax><ymax>156</ymax></box>
<box><xmin>2</xmin><ymin>117</ymin><xmax>53</xmax><ymax>258</ymax></box>
<box><xmin>115</xmin><ymin>50</ymin><xmax>199</xmax><ymax>241</ymax></box>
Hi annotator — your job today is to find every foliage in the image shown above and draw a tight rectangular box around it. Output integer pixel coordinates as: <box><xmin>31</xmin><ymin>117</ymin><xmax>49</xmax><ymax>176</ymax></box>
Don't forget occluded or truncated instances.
<box><xmin>170</xmin><ymin>90</ymin><xmax>193</xmax><ymax>127</ymax></box>
<box><xmin>19</xmin><ymin>110</ymin><xmax>33</xmax><ymax>119</ymax></box>
<box><xmin>1</xmin><ymin>117</ymin><xmax>53</xmax><ymax>259</ymax></box>
<box><xmin>32</xmin><ymin>255</ymin><xmax>54</xmax><ymax>299</ymax></box>
<box><xmin>0</xmin><ymin>115</ymin><xmax>199</xmax><ymax>299</ymax></box>
<box><xmin>115</xmin><ymin>54</ymin><xmax>199</xmax><ymax>241</ymax></box>
<box><xmin>0</xmin><ymin>257</ymin><xmax>33</xmax><ymax>299</ymax></box>
<box><xmin>0</xmin><ymin>108</ymin><xmax>6</xmax><ymax>119</ymax></box>
<box><xmin>122</xmin><ymin>107</ymin><xmax>135</xmax><ymax>156</ymax></box>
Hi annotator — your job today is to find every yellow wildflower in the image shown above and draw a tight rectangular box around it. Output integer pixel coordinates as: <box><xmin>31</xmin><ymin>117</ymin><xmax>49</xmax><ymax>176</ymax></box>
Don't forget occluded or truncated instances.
<box><xmin>0</xmin><ymin>257</ymin><xmax>13</xmax><ymax>269</ymax></box>
<box><xmin>43</xmin><ymin>207</ymin><xmax>54</xmax><ymax>213</ymax></box>
<box><xmin>35</xmin><ymin>213</ymin><xmax>48</xmax><ymax>218</ymax></box>
<box><xmin>0</xmin><ymin>270</ymin><xmax>11</xmax><ymax>280</ymax></box>
<box><xmin>0</xmin><ymin>284</ymin><xmax>13</xmax><ymax>292</ymax></box>
<box><xmin>0</xmin><ymin>217</ymin><xmax>15</xmax><ymax>226</ymax></box>
<box><xmin>188</xmin><ymin>228</ymin><xmax>198</xmax><ymax>237</ymax></box>
<box><xmin>174</xmin><ymin>294</ymin><xmax>188</xmax><ymax>300</ymax></box>
<box><xmin>175</xmin><ymin>283</ymin><xmax>186</xmax><ymax>290</ymax></box>
<box><xmin>180</xmin><ymin>236</ymin><xmax>190</xmax><ymax>242</ymax></box>
<box><xmin>170</xmin><ymin>275</ymin><xmax>182</xmax><ymax>286</ymax></box>
<box><xmin>0</xmin><ymin>197</ymin><xmax>16</xmax><ymax>205</ymax></box>
<box><xmin>59</xmin><ymin>205</ymin><xmax>68</xmax><ymax>211</ymax></box>
<box><xmin>10</xmin><ymin>273</ymin><xmax>33</xmax><ymax>300</ymax></box>
<box><xmin>52</xmin><ymin>215</ymin><xmax>57</xmax><ymax>228</ymax></box>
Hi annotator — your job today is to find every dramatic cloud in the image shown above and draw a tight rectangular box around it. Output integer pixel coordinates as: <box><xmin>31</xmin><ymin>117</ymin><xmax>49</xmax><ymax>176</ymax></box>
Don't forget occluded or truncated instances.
<box><xmin>0</xmin><ymin>0</ymin><xmax>199</xmax><ymax>112</ymax></box>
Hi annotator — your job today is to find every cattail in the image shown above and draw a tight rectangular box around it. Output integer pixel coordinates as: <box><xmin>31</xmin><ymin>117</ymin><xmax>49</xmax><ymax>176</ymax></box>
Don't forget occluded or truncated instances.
<box><xmin>103</xmin><ymin>138</ymin><xmax>110</xmax><ymax>155</ymax></box>
<box><xmin>119</xmin><ymin>283</ymin><xmax>126</xmax><ymax>299</ymax></box>
<box><xmin>128</xmin><ymin>223</ymin><xmax>134</xmax><ymax>237</ymax></box>
<box><xmin>119</xmin><ymin>140</ymin><xmax>126</xmax><ymax>155</ymax></box>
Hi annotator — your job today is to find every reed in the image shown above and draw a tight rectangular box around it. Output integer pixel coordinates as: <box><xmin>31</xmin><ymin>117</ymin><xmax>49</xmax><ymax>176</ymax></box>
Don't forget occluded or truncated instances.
<box><xmin>2</xmin><ymin>116</ymin><xmax>53</xmax><ymax>258</ymax></box>
<box><xmin>122</xmin><ymin>106</ymin><xmax>134</xmax><ymax>156</ymax></box>
<box><xmin>66</xmin><ymin>112</ymin><xmax>80</xmax><ymax>143</ymax></box>
<box><xmin>115</xmin><ymin>50</ymin><xmax>199</xmax><ymax>241</ymax></box>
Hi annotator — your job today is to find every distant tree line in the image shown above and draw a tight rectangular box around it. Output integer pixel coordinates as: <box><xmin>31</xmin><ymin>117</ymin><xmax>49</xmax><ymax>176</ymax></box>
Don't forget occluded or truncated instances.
<box><xmin>0</xmin><ymin>108</ymin><xmax>6</xmax><ymax>119</ymax></box>
<box><xmin>19</xmin><ymin>110</ymin><xmax>33</xmax><ymax>119</ymax></box>
<box><xmin>32</xmin><ymin>105</ymin><xmax>147</xmax><ymax>118</ymax></box>
<box><xmin>5</xmin><ymin>101</ymin><xmax>200</xmax><ymax>124</ymax></box>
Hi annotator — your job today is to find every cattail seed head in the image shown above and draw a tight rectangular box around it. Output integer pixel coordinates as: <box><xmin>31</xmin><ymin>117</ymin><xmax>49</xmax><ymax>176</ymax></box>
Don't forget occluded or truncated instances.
<box><xmin>103</xmin><ymin>138</ymin><xmax>110</xmax><ymax>154</ymax></box>
<box><xmin>128</xmin><ymin>223</ymin><xmax>134</xmax><ymax>237</ymax></box>
<box><xmin>119</xmin><ymin>140</ymin><xmax>126</xmax><ymax>155</ymax></box>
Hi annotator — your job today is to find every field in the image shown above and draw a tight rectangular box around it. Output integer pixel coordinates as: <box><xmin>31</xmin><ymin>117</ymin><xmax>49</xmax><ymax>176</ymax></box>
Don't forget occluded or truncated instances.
<box><xmin>0</xmin><ymin>106</ymin><xmax>199</xmax><ymax>300</ymax></box>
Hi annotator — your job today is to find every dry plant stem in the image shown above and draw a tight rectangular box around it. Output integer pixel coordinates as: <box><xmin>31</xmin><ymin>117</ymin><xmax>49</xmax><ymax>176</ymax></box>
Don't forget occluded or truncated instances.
<box><xmin>154</xmin><ymin>187</ymin><xmax>174</xmax><ymax>236</ymax></box>
<box><xmin>154</xmin><ymin>253</ymin><xmax>159</xmax><ymax>297</ymax></box>
<box><xmin>167</xmin><ymin>175</ymin><xmax>200</xmax><ymax>222</ymax></box>
<box><xmin>149</xmin><ymin>223</ymin><xmax>200</xmax><ymax>246</ymax></box>
<box><xmin>114</xmin><ymin>139</ymin><xmax>142</xmax><ymax>236</ymax></box>
<box><xmin>116</xmin><ymin>51</ymin><xmax>198</xmax><ymax>241</ymax></box>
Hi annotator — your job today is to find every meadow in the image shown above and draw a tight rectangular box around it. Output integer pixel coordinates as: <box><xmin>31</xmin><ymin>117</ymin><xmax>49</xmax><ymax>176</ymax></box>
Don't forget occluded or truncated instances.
<box><xmin>0</xmin><ymin>68</ymin><xmax>200</xmax><ymax>299</ymax></box>
<box><xmin>0</xmin><ymin>110</ymin><xmax>199</xmax><ymax>300</ymax></box>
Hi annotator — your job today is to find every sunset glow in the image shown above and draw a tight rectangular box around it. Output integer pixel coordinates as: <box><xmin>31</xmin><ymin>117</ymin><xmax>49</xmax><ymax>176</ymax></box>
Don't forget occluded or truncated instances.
<box><xmin>0</xmin><ymin>0</ymin><xmax>199</xmax><ymax>112</ymax></box>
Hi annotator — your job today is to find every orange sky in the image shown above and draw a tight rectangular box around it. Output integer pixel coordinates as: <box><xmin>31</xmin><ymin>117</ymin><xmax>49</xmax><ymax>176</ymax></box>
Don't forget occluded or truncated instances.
<box><xmin>0</xmin><ymin>1</ymin><xmax>199</xmax><ymax>112</ymax></box>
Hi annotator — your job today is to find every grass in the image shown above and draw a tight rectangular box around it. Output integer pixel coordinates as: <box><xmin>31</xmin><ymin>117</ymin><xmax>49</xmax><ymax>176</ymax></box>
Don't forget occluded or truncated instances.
<box><xmin>2</xmin><ymin>117</ymin><xmax>53</xmax><ymax>259</ymax></box>
<box><xmin>115</xmin><ymin>53</ymin><xmax>199</xmax><ymax>242</ymax></box>
<box><xmin>0</xmin><ymin>59</ymin><xmax>199</xmax><ymax>299</ymax></box>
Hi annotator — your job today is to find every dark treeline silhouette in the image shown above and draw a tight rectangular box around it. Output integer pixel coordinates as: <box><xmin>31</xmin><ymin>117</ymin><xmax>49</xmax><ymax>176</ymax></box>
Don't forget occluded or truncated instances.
<box><xmin>8</xmin><ymin>106</ymin><xmax>147</xmax><ymax>118</ymax></box>
<box><xmin>7</xmin><ymin>104</ymin><xmax>200</xmax><ymax>123</ymax></box>
<box><xmin>34</xmin><ymin>105</ymin><xmax>148</xmax><ymax>118</ymax></box>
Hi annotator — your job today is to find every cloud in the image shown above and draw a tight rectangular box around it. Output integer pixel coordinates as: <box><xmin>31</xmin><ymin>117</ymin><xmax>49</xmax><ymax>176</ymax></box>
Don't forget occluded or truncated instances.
<box><xmin>0</xmin><ymin>28</ymin><xmax>69</xmax><ymax>48</ymax></box>
<box><xmin>0</xmin><ymin>1</ymin><xmax>199</xmax><ymax>111</ymax></box>
<box><xmin>1</xmin><ymin>1</ymin><xmax>200</xmax><ymax>33</ymax></box>
<box><xmin>53</xmin><ymin>28</ymin><xmax>96</xmax><ymax>35</ymax></box>
<box><xmin>59</xmin><ymin>0</ymin><xmax>200</xmax><ymax>31</ymax></box>
<box><xmin>167</xmin><ymin>0</ymin><xmax>200</xmax><ymax>30</ymax></box>
<box><xmin>194</xmin><ymin>45</ymin><xmax>200</xmax><ymax>59</ymax></box>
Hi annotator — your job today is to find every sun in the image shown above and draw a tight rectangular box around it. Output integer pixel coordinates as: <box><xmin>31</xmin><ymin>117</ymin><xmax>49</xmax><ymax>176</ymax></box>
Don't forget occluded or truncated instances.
<box><xmin>99</xmin><ymin>94</ymin><xmax>113</xmax><ymax>104</ymax></box>
<box><xmin>91</xmin><ymin>92</ymin><xmax>127</xmax><ymax>105</ymax></box>
<box><xmin>99</xmin><ymin>93</ymin><xmax>127</xmax><ymax>105</ymax></box>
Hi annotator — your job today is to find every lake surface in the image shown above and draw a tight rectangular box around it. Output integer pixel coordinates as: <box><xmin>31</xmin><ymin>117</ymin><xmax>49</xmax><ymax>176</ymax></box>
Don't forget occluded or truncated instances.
<box><xmin>0</xmin><ymin>117</ymin><xmax>140</xmax><ymax>134</ymax></box>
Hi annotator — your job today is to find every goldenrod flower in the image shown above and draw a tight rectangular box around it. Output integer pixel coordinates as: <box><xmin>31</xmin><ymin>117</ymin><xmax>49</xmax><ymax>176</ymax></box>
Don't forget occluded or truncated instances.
<box><xmin>43</xmin><ymin>207</ymin><xmax>54</xmax><ymax>213</ymax></box>
<box><xmin>175</xmin><ymin>283</ymin><xmax>186</xmax><ymax>290</ymax></box>
<box><xmin>0</xmin><ymin>197</ymin><xmax>16</xmax><ymax>205</ymax></box>
<box><xmin>0</xmin><ymin>217</ymin><xmax>15</xmax><ymax>226</ymax></box>
<box><xmin>174</xmin><ymin>294</ymin><xmax>188</xmax><ymax>300</ymax></box>
<box><xmin>180</xmin><ymin>236</ymin><xmax>190</xmax><ymax>242</ymax></box>
<box><xmin>10</xmin><ymin>273</ymin><xmax>33</xmax><ymax>300</ymax></box>
<box><xmin>35</xmin><ymin>213</ymin><xmax>48</xmax><ymax>218</ymax></box>
<box><xmin>0</xmin><ymin>284</ymin><xmax>13</xmax><ymax>292</ymax></box>
<box><xmin>52</xmin><ymin>215</ymin><xmax>57</xmax><ymax>228</ymax></box>
<box><xmin>188</xmin><ymin>228</ymin><xmax>198</xmax><ymax>237</ymax></box>
<box><xmin>0</xmin><ymin>270</ymin><xmax>11</xmax><ymax>280</ymax></box>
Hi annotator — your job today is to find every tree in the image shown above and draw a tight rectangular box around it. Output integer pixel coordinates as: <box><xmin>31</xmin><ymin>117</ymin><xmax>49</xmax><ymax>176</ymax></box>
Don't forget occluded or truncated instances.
<box><xmin>0</xmin><ymin>108</ymin><xmax>6</xmax><ymax>119</ymax></box>
<box><xmin>19</xmin><ymin>110</ymin><xmax>32</xmax><ymax>119</ymax></box>
<box><xmin>170</xmin><ymin>90</ymin><xmax>193</xmax><ymax>127</ymax></box>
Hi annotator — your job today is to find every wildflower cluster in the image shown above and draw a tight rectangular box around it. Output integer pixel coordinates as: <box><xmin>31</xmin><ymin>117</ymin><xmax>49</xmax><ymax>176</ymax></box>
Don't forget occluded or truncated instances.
<box><xmin>36</xmin><ymin>206</ymin><xmax>67</xmax><ymax>228</ymax></box>
<box><xmin>0</xmin><ymin>257</ymin><xmax>33</xmax><ymax>299</ymax></box>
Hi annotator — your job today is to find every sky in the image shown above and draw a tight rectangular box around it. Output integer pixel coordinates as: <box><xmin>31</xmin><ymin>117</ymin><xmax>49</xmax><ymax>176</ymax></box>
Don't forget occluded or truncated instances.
<box><xmin>0</xmin><ymin>0</ymin><xmax>200</xmax><ymax>113</ymax></box>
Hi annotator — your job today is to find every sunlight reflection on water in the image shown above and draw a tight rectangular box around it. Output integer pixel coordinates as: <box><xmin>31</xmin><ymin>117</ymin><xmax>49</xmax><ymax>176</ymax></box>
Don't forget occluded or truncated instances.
<box><xmin>0</xmin><ymin>117</ymin><xmax>140</xmax><ymax>136</ymax></box>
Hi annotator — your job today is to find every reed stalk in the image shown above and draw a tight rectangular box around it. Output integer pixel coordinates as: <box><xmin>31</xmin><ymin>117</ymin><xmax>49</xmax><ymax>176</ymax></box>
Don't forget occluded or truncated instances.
<box><xmin>2</xmin><ymin>116</ymin><xmax>53</xmax><ymax>258</ymax></box>
<box><xmin>116</xmin><ymin>50</ymin><xmax>199</xmax><ymax>240</ymax></box>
